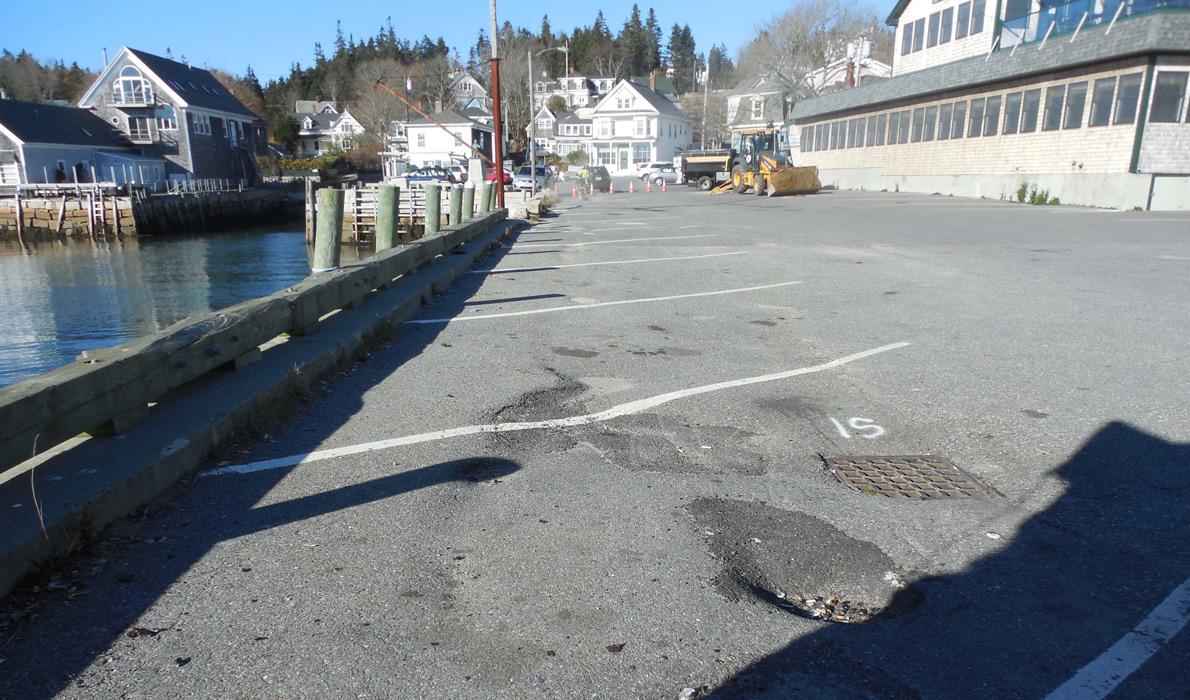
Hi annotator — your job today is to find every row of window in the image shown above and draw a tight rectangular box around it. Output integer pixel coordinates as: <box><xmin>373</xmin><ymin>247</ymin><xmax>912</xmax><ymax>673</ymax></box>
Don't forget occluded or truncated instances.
<box><xmin>902</xmin><ymin>0</ymin><xmax>985</xmax><ymax>56</ymax></box>
<box><xmin>799</xmin><ymin>71</ymin><xmax>1190</xmax><ymax>153</ymax></box>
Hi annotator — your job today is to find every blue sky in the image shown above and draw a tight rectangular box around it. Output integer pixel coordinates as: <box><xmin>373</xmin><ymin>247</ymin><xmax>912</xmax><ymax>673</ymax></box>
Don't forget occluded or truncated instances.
<box><xmin>6</xmin><ymin>0</ymin><xmax>897</xmax><ymax>82</ymax></box>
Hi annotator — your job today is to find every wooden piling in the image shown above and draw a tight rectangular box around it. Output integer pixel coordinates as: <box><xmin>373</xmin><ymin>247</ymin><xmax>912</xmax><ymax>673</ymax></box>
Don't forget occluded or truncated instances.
<box><xmin>461</xmin><ymin>182</ymin><xmax>475</xmax><ymax>222</ymax></box>
<box><xmin>374</xmin><ymin>185</ymin><xmax>400</xmax><ymax>251</ymax></box>
<box><xmin>477</xmin><ymin>182</ymin><xmax>491</xmax><ymax>214</ymax></box>
<box><xmin>425</xmin><ymin>184</ymin><xmax>441</xmax><ymax>235</ymax></box>
<box><xmin>448</xmin><ymin>184</ymin><xmax>463</xmax><ymax>226</ymax></box>
<box><xmin>311</xmin><ymin>188</ymin><xmax>343</xmax><ymax>272</ymax></box>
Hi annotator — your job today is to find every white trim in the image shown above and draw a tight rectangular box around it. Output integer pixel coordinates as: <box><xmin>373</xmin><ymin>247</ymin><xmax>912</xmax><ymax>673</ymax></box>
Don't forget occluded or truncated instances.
<box><xmin>78</xmin><ymin>47</ymin><xmax>190</xmax><ymax>110</ymax></box>
<box><xmin>0</xmin><ymin>121</ymin><xmax>25</xmax><ymax>147</ymax></box>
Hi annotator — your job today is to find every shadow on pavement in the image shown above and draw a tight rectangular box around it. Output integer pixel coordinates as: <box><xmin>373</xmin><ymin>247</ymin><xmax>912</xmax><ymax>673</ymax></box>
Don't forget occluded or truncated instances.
<box><xmin>707</xmin><ymin>421</ymin><xmax>1190</xmax><ymax>698</ymax></box>
<box><xmin>0</xmin><ymin>221</ymin><xmax>533</xmax><ymax>695</ymax></box>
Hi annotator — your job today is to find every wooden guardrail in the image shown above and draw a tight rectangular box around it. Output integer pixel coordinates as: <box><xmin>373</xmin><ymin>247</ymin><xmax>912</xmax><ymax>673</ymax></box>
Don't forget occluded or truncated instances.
<box><xmin>0</xmin><ymin>209</ymin><xmax>507</xmax><ymax>475</ymax></box>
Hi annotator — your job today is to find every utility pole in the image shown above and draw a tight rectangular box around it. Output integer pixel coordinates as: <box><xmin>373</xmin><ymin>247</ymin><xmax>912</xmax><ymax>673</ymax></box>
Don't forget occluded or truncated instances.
<box><xmin>701</xmin><ymin>57</ymin><xmax>711</xmax><ymax>149</ymax></box>
<box><xmin>489</xmin><ymin>0</ymin><xmax>505</xmax><ymax>207</ymax></box>
<box><xmin>529</xmin><ymin>49</ymin><xmax>536</xmax><ymax>197</ymax></box>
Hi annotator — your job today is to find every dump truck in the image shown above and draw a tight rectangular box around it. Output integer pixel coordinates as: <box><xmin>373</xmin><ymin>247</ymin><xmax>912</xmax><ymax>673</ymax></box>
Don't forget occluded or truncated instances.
<box><xmin>677</xmin><ymin>148</ymin><xmax>734</xmax><ymax>191</ymax></box>
<box><xmin>712</xmin><ymin>127</ymin><xmax>821</xmax><ymax>197</ymax></box>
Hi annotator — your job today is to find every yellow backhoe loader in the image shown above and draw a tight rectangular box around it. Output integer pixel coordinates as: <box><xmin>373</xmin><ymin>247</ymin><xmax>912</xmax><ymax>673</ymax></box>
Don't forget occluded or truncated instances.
<box><xmin>711</xmin><ymin>127</ymin><xmax>821</xmax><ymax>197</ymax></box>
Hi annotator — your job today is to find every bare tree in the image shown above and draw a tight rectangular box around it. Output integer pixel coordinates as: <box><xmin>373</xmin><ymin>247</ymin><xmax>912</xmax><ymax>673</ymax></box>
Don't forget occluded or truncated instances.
<box><xmin>737</xmin><ymin>0</ymin><xmax>885</xmax><ymax>98</ymax></box>
<box><xmin>351</xmin><ymin>59</ymin><xmax>406</xmax><ymax>142</ymax></box>
<box><xmin>411</xmin><ymin>54</ymin><xmax>456</xmax><ymax>112</ymax></box>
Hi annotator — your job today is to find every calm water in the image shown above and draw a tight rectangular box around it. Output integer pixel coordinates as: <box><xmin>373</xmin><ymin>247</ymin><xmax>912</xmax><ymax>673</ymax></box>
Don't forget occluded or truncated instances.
<box><xmin>0</xmin><ymin>228</ymin><xmax>372</xmax><ymax>387</ymax></box>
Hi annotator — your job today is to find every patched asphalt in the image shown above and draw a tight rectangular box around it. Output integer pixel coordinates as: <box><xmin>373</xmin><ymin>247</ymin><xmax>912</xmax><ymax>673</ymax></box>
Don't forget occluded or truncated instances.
<box><xmin>1</xmin><ymin>185</ymin><xmax>1188</xmax><ymax>699</ymax></box>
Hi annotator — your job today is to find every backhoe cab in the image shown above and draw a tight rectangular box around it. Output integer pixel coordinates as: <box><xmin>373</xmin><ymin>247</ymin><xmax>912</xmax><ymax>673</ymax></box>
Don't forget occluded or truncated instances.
<box><xmin>721</xmin><ymin>127</ymin><xmax>821</xmax><ymax>197</ymax></box>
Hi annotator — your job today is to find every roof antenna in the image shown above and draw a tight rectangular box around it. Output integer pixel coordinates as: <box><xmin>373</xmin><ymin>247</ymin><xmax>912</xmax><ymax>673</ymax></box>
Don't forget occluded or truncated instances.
<box><xmin>102</xmin><ymin>47</ymin><xmax>108</xmax><ymax>65</ymax></box>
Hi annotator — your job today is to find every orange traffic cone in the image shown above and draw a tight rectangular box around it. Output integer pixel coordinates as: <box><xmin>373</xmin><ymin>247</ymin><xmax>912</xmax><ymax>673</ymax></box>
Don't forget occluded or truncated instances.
<box><xmin>646</xmin><ymin>180</ymin><xmax>653</xmax><ymax>193</ymax></box>
<box><xmin>661</xmin><ymin>181</ymin><xmax>668</xmax><ymax>192</ymax></box>
<box><xmin>571</xmin><ymin>184</ymin><xmax>578</xmax><ymax>198</ymax></box>
<box><xmin>629</xmin><ymin>180</ymin><xmax>635</xmax><ymax>193</ymax></box>
<box><xmin>609</xmin><ymin>181</ymin><xmax>615</xmax><ymax>195</ymax></box>
<box><xmin>589</xmin><ymin>183</ymin><xmax>595</xmax><ymax>196</ymax></box>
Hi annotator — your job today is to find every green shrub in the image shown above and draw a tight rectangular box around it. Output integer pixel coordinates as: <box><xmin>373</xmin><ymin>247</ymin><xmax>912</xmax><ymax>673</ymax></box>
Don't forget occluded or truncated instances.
<box><xmin>1016</xmin><ymin>181</ymin><xmax>1029</xmax><ymax>203</ymax></box>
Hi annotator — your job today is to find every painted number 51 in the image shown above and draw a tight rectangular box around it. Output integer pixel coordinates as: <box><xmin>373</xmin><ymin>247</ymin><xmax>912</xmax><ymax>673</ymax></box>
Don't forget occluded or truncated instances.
<box><xmin>829</xmin><ymin>417</ymin><xmax>885</xmax><ymax>439</ymax></box>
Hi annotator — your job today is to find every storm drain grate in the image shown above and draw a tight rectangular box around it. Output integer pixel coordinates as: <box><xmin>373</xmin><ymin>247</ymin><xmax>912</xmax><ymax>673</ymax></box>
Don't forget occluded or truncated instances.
<box><xmin>823</xmin><ymin>455</ymin><xmax>990</xmax><ymax>499</ymax></box>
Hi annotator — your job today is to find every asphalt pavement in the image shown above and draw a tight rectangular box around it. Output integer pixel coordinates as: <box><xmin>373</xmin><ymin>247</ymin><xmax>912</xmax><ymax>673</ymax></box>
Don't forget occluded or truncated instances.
<box><xmin>1</xmin><ymin>185</ymin><xmax>1188</xmax><ymax>699</ymax></box>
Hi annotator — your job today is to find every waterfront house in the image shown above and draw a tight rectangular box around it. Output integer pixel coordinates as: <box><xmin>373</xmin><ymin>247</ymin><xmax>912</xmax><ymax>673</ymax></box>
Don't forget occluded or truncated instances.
<box><xmin>293</xmin><ymin>102</ymin><xmax>365</xmax><ymax>156</ymax></box>
<box><xmin>533</xmin><ymin>75</ymin><xmax>618</xmax><ymax>110</ymax></box>
<box><xmin>77</xmin><ymin>47</ymin><xmax>266</xmax><ymax>184</ymax></box>
<box><xmin>525</xmin><ymin>106</ymin><xmax>593</xmax><ymax>161</ymax></box>
<box><xmin>0</xmin><ymin>99</ymin><xmax>167</xmax><ymax>187</ymax></box>
<box><xmin>789</xmin><ymin>0</ymin><xmax>1190</xmax><ymax>210</ymax></box>
<box><xmin>586</xmin><ymin>80</ymin><xmax>692</xmax><ymax>174</ymax></box>
<box><xmin>402</xmin><ymin>110</ymin><xmax>493</xmax><ymax>168</ymax></box>
<box><xmin>450</xmin><ymin>72</ymin><xmax>490</xmax><ymax>111</ymax></box>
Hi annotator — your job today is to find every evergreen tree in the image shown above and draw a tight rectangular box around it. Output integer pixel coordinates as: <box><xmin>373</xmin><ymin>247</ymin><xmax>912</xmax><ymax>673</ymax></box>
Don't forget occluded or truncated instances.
<box><xmin>667</xmin><ymin>24</ymin><xmax>697</xmax><ymax>93</ymax></box>
<box><xmin>618</xmin><ymin>5</ymin><xmax>648</xmax><ymax>77</ymax></box>
<box><xmin>644</xmin><ymin>8</ymin><xmax>662</xmax><ymax>73</ymax></box>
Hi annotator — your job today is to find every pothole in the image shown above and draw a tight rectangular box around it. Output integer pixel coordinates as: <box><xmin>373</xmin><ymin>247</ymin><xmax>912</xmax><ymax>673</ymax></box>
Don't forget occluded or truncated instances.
<box><xmin>687</xmin><ymin>498</ymin><xmax>921</xmax><ymax>622</ymax></box>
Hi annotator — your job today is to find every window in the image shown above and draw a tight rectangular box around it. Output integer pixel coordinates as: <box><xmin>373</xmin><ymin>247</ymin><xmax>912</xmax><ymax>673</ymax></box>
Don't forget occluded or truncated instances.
<box><xmin>1043</xmin><ymin>85</ymin><xmax>1066</xmax><ymax>131</ymax></box>
<box><xmin>1088</xmin><ymin>78</ymin><xmax>1115</xmax><ymax>127</ymax></box>
<box><xmin>913</xmin><ymin>18</ymin><xmax>925</xmax><ymax>52</ymax></box>
<box><xmin>866</xmin><ymin>116</ymin><xmax>879</xmax><ymax>146</ymax></box>
<box><xmin>128</xmin><ymin>116</ymin><xmax>151</xmax><ymax>141</ymax></box>
<box><xmin>956</xmin><ymin>2</ymin><xmax>971</xmax><ymax>39</ymax></box>
<box><xmin>1150</xmin><ymin>72</ymin><xmax>1188</xmax><ymax>123</ymax></box>
<box><xmin>924</xmin><ymin>105</ymin><xmax>938</xmax><ymax>140</ymax></box>
<box><xmin>416</xmin><ymin>132</ymin><xmax>426</xmax><ymax>147</ymax></box>
<box><xmin>940</xmin><ymin>8</ymin><xmax>954</xmax><ymax>43</ymax></box>
<box><xmin>1113</xmin><ymin>73</ymin><xmax>1142</xmax><ymax>125</ymax></box>
<box><xmin>154</xmin><ymin>105</ymin><xmax>177</xmax><ymax>131</ymax></box>
<box><xmin>928</xmin><ymin>12</ymin><xmax>940</xmax><ymax>47</ymax></box>
<box><xmin>911</xmin><ymin>108</ymin><xmax>925</xmax><ymax>142</ymax></box>
<box><xmin>1063</xmin><ymin>81</ymin><xmax>1087</xmax><ymax>129</ymax></box>
<box><xmin>341</xmin><ymin>138</ymin><xmax>352</xmax><ymax>150</ymax></box>
<box><xmin>113</xmin><ymin>65</ymin><xmax>152</xmax><ymax>105</ymax></box>
<box><xmin>1021</xmin><ymin>89</ymin><xmax>1041</xmax><ymax>132</ymax></box>
<box><xmin>898</xmin><ymin>110</ymin><xmax>912</xmax><ymax>143</ymax></box>
<box><xmin>751</xmin><ymin>97</ymin><xmax>764</xmax><ymax>120</ymax></box>
<box><xmin>600</xmin><ymin>119</ymin><xmax>611</xmax><ymax>137</ymax></box>
<box><xmin>984</xmin><ymin>95</ymin><xmax>1001</xmax><ymax>136</ymax></box>
<box><xmin>971</xmin><ymin>0</ymin><xmax>985</xmax><ymax>34</ymax></box>
<box><xmin>634</xmin><ymin>117</ymin><xmax>648</xmax><ymax>137</ymax></box>
<box><xmin>191</xmin><ymin>112</ymin><xmax>211</xmax><ymax>136</ymax></box>
<box><xmin>902</xmin><ymin>22</ymin><xmax>914</xmax><ymax>55</ymax></box>
<box><xmin>802</xmin><ymin>128</ymin><xmax>813</xmax><ymax>152</ymax></box>
<box><xmin>951</xmin><ymin>101</ymin><xmax>967</xmax><ymax>139</ymax></box>
<box><xmin>857</xmin><ymin>117</ymin><xmax>867</xmax><ymax>147</ymax></box>
<box><xmin>939</xmin><ymin>103</ymin><xmax>953</xmax><ymax>139</ymax></box>
<box><xmin>968</xmin><ymin>97</ymin><xmax>985</xmax><ymax>137</ymax></box>
<box><xmin>875</xmin><ymin>114</ymin><xmax>887</xmax><ymax>145</ymax></box>
<box><xmin>633</xmin><ymin>143</ymin><xmax>650</xmax><ymax>162</ymax></box>
<box><xmin>615</xmin><ymin>96</ymin><xmax>635</xmax><ymax>109</ymax></box>
<box><xmin>833</xmin><ymin>121</ymin><xmax>844</xmax><ymax>149</ymax></box>
<box><xmin>1003</xmin><ymin>92</ymin><xmax>1022</xmax><ymax>134</ymax></box>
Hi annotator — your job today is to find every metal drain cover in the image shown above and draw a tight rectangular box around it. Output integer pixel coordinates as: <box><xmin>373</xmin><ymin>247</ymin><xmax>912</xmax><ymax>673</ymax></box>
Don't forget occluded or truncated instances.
<box><xmin>824</xmin><ymin>455</ymin><xmax>990</xmax><ymax>499</ymax></box>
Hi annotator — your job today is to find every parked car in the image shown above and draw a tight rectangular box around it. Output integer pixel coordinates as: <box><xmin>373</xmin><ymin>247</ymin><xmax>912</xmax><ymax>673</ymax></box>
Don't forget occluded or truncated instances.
<box><xmin>512</xmin><ymin>165</ymin><xmax>550</xmax><ymax>191</ymax></box>
<box><xmin>447</xmin><ymin>164</ymin><xmax>468</xmax><ymax>182</ymax></box>
<box><xmin>485</xmin><ymin>167</ymin><xmax>513</xmax><ymax>185</ymax></box>
<box><xmin>648</xmin><ymin>167</ymin><xmax>681</xmax><ymax>186</ymax></box>
<box><xmin>635</xmin><ymin>161</ymin><xmax>672</xmax><ymax>181</ymax></box>
<box><xmin>589</xmin><ymin>165</ymin><xmax>611</xmax><ymax>192</ymax></box>
<box><xmin>405</xmin><ymin>166</ymin><xmax>453</xmax><ymax>182</ymax></box>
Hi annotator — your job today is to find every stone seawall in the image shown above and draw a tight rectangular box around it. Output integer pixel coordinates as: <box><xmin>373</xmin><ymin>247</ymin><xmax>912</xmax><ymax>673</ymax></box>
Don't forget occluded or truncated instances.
<box><xmin>0</xmin><ymin>189</ymin><xmax>298</xmax><ymax>238</ymax></box>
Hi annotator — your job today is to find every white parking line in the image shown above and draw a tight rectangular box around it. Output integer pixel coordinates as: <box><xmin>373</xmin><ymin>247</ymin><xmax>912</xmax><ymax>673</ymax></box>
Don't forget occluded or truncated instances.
<box><xmin>467</xmin><ymin>251</ymin><xmax>748</xmax><ymax>275</ymax></box>
<box><xmin>508</xmin><ymin>234</ymin><xmax>716</xmax><ymax>249</ymax></box>
<box><xmin>1046</xmin><ymin>575</ymin><xmax>1190</xmax><ymax>699</ymax></box>
<box><xmin>406</xmin><ymin>281</ymin><xmax>802</xmax><ymax>324</ymax></box>
<box><xmin>202</xmin><ymin>341</ymin><xmax>911</xmax><ymax>477</ymax></box>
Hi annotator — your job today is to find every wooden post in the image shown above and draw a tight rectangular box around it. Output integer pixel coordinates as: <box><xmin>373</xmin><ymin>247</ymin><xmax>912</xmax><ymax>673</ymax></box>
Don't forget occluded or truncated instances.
<box><xmin>304</xmin><ymin>177</ymin><xmax>315</xmax><ymax>244</ymax></box>
<box><xmin>374</xmin><ymin>185</ymin><xmax>399</xmax><ymax>251</ymax></box>
<box><xmin>424</xmin><ymin>183</ymin><xmax>441</xmax><ymax>235</ymax></box>
<box><xmin>55</xmin><ymin>197</ymin><xmax>66</xmax><ymax>235</ymax></box>
<box><xmin>461</xmin><ymin>181</ymin><xmax>475</xmax><ymax>222</ymax></box>
<box><xmin>486</xmin><ymin>180</ymin><xmax>498</xmax><ymax>211</ymax></box>
<box><xmin>13</xmin><ymin>194</ymin><xmax>23</xmax><ymax>244</ymax></box>
<box><xmin>311</xmin><ymin>188</ymin><xmax>343</xmax><ymax>272</ymax></box>
<box><xmin>448</xmin><ymin>183</ymin><xmax>463</xmax><ymax>226</ymax></box>
<box><xmin>476</xmin><ymin>182</ymin><xmax>490</xmax><ymax>214</ymax></box>
<box><xmin>112</xmin><ymin>197</ymin><xmax>120</xmax><ymax>236</ymax></box>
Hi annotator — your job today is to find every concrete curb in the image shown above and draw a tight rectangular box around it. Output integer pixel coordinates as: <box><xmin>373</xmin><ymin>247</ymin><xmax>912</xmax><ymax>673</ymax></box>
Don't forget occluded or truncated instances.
<box><xmin>0</xmin><ymin>217</ymin><xmax>526</xmax><ymax>599</ymax></box>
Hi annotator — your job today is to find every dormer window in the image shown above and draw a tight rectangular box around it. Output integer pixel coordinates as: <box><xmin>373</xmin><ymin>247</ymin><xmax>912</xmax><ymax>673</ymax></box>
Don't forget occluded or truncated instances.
<box><xmin>751</xmin><ymin>97</ymin><xmax>765</xmax><ymax>120</ymax></box>
<box><xmin>113</xmin><ymin>66</ymin><xmax>153</xmax><ymax>105</ymax></box>
<box><xmin>616</xmin><ymin>96</ymin><xmax>635</xmax><ymax>109</ymax></box>
<box><xmin>303</xmin><ymin>117</ymin><xmax>314</xmax><ymax>130</ymax></box>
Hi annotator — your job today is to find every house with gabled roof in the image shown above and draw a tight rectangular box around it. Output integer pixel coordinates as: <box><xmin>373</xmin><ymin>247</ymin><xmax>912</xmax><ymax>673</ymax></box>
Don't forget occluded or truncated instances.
<box><xmin>293</xmin><ymin>102</ymin><xmax>365</xmax><ymax>157</ymax></box>
<box><xmin>77</xmin><ymin>47</ymin><xmax>266</xmax><ymax>183</ymax></box>
<box><xmin>586</xmin><ymin>80</ymin><xmax>692</xmax><ymax>174</ymax></box>
<box><xmin>0</xmin><ymin>99</ymin><xmax>167</xmax><ymax>186</ymax></box>
<box><xmin>402</xmin><ymin>110</ymin><xmax>493</xmax><ymax>169</ymax></box>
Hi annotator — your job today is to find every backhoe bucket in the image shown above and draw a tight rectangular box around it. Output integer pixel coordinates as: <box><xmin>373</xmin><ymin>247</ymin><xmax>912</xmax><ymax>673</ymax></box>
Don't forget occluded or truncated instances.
<box><xmin>764</xmin><ymin>166</ymin><xmax>822</xmax><ymax>197</ymax></box>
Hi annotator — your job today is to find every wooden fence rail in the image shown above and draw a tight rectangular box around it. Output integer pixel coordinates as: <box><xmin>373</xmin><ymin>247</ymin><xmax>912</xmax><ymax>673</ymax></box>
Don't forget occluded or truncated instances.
<box><xmin>0</xmin><ymin>209</ymin><xmax>507</xmax><ymax>476</ymax></box>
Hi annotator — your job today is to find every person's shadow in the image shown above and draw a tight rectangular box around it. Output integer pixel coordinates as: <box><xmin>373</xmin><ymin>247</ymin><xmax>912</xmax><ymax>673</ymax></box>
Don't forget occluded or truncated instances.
<box><xmin>708</xmin><ymin>421</ymin><xmax>1190</xmax><ymax>698</ymax></box>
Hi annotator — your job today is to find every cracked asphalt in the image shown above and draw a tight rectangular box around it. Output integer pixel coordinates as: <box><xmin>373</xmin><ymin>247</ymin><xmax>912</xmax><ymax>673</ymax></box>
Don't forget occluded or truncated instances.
<box><xmin>1</xmin><ymin>186</ymin><xmax>1188</xmax><ymax>699</ymax></box>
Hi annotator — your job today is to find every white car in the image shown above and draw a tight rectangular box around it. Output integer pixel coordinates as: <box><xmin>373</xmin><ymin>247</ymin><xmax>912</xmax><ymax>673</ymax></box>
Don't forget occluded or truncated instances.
<box><xmin>635</xmin><ymin>161</ymin><xmax>672</xmax><ymax>181</ymax></box>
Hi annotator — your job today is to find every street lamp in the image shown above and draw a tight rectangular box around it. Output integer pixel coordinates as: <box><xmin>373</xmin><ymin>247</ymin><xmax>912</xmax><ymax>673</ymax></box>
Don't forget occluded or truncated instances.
<box><xmin>528</xmin><ymin>43</ymin><xmax>569</xmax><ymax>197</ymax></box>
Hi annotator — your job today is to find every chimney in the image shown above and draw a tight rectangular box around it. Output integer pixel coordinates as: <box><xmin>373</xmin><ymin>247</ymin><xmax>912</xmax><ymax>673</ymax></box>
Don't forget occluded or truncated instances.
<box><xmin>102</xmin><ymin>47</ymin><xmax>108</xmax><ymax>65</ymax></box>
<box><xmin>650</xmin><ymin>70</ymin><xmax>656</xmax><ymax>90</ymax></box>
<box><xmin>845</xmin><ymin>59</ymin><xmax>855</xmax><ymax>88</ymax></box>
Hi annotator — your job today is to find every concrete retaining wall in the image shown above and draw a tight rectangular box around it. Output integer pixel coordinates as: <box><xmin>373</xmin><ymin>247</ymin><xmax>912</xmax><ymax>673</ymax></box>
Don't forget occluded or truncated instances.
<box><xmin>815</xmin><ymin>167</ymin><xmax>1173</xmax><ymax>210</ymax></box>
